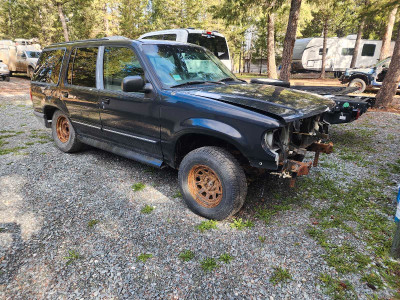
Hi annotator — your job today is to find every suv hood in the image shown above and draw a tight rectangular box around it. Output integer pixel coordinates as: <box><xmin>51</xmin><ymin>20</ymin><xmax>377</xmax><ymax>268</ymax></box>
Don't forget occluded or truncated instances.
<box><xmin>179</xmin><ymin>83</ymin><xmax>335</xmax><ymax>121</ymax></box>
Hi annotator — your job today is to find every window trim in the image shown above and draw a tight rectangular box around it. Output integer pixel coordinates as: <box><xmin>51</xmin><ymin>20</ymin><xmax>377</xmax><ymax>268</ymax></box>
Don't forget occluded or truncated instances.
<box><xmin>64</xmin><ymin>46</ymin><xmax>99</xmax><ymax>89</ymax></box>
<box><xmin>100</xmin><ymin>45</ymin><xmax>146</xmax><ymax>95</ymax></box>
<box><xmin>32</xmin><ymin>47</ymin><xmax>66</xmax><ymax>86</ymax></box>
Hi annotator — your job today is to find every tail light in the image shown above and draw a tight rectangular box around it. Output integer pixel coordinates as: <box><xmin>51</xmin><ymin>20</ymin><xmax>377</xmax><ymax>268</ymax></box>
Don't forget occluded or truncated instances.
<box><xmin>355</xmin><ymin>108</ymin><xmax>360</xmax><ymax>120</ymax></box>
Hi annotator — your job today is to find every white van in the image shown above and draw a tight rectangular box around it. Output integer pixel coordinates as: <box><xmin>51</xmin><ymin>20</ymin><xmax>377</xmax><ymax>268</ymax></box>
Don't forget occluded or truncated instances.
<box><xmin>139</xmin><ymin>29</ymin><xmax>232</xmax><ymax>70</ymax></box>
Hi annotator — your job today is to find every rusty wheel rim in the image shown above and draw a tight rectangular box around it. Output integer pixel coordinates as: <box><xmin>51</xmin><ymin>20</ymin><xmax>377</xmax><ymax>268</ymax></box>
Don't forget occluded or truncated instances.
<box><xmin>56</xmin><ymin>115</ymin><xmax>70</xmax><ymax>143</ymax></box>
<box><xmin>188</xmin><ymin>164</ymin><xmax>223</xmax><ymax>208</ymax></box>
<box><xmin>352</xmin><ymin>82</ymin><xmax>363</xmax><ymax>91</ymax></box>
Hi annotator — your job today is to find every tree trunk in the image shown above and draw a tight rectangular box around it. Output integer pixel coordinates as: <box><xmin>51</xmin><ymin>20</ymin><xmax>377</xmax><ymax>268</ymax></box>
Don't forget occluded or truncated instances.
<box><xmin>350</xmin><ymin>18</ymin><xmax>364</xmax><ymax>68</ymax></box>
<box><xmin>267</xmin><ymin>12</ymin><xmax>278</xmax><ymax>79</ymax></box>
<box><xmin>7</xmin><ymin>0</ymin><xmax>15</xmax><ymax>38</ymax></box>
<box><xmin>380</xmin><ymin>6</ymin><xmax>398</xmax><ymax>61</ymax></box>
<box><xmin>57</xmin><ymin>2</ymin><xmax>69</xmax><ymax>41</ymax></box>
<box><xmin>375</xmin><ymin>26</ymin><xmax>400</xmax><ymax>108</ymax></box>
<box><xmin>320</xmin><ymin>18</ymin><xmax>328</xmax><ymax>79</ymax></box>
<box><xmin>104</xmin><ymin>2</ymin><xmax>110</xmax><ymax>36</ymax></box>
<box><xmin>239</xmin><ymin>50</ymin><xmax>242</xmax><ymax>74</ymax></box>
<box><xmin>259</xmin><ymin>46</ymin><xmax>263</xmax><ymax>75</ymax></box>
<box><xmin>279</xmin><ymin>0</ymin><xmax>302</xmax><ymax>81</ymax></box>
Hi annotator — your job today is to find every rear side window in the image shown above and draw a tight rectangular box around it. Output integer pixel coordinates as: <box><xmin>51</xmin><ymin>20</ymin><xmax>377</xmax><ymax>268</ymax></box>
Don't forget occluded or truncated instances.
<box><xmin>361</xmin><ymin>44</ymin><xmax>376</xmax><ymax>57</ymax></box>
<box><xmin>67</xmin><ymin>47</ymin><xmax>98</xmax><ymax>87</ymax></box>
<box><xmin>163</xmin><ymin>34</ymin><xmax>177</xmax><ymax>41</ymax></box>
<box><xmin>32</xmin><ymin>49</ymin><xmax>65</xmax><ymax>84</ymax></box>
<box><xmin>187</xmin><ymin>33</ymin><xmax>229</xmax><ymax>60</ymax></box>
<box><xmin>103</xmin><ymin>47</ymin><xmax>144</xmax><ymax>91</ymax></box>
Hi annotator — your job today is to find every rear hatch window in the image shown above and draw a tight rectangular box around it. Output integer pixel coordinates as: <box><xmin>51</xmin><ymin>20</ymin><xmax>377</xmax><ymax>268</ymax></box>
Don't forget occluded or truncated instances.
<box><xmin>187</xmin><ymin>33</ymin><xmax>229</xmax><ymax>60</ymax></box>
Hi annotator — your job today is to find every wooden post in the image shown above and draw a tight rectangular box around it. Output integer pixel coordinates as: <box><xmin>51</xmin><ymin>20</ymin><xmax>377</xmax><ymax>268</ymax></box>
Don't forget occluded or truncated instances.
<box><xmin>391</xmin><ymin>222</ymin><xmax>400</xmax><ymax>259</ymax></box>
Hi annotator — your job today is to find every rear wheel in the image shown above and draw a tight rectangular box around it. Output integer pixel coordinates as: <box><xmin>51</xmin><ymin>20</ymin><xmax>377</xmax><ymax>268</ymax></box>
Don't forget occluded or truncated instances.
<box><xmin>51</xmin><ymin>110</ymin><xmax>83</xmax><ymax>153</ymax></box>
<box><xmin>178</xmin><ymin>146</ymin><xmax>247</xmax><ymax>220</ymax></box>
<box><xmin>348</xmin><ymin>78</ymin><xmax>366</xmax><ymax>93</ymax></box>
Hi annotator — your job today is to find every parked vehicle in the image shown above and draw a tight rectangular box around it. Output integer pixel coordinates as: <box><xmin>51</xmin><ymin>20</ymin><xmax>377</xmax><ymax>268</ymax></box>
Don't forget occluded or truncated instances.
<box><xmin>340</xmin><ymin>57</ymin><xmax>395</xmax><ymax>93</ymax></box>
<box><xmin>31</xmin><ymin>37</ymin><xmax>336</xmax><ymax>220</ymax></box>
<box><xmin>0</xmin><ymin>39</ymin><xmax>42</xmax><ymax>77</ymax></box>
<box><xmin>139</xmin><ymin>28</ymin><xmax>232</xmax><ymax>70</ymax></box>
<box><xmin>291</xmin><ymin>36</ymin><xmax>394</xmax><ymax>76</ymax></box>
<box><xmin>0</xmin><ymin>59</ymin><xmax>10</xmax><ymax>81</ymax></box>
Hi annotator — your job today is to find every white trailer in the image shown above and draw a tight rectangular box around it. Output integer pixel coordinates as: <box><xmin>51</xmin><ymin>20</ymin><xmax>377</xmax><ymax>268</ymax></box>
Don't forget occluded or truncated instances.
<box><xmin>0</xmin><ymin>39</ymin><xmax>42</xmax><ymax>77</ymax></box>
<box><xmin>291</xmin><ymin>35</ymin><xmax>395</xmax><ymax>75</ymax></box>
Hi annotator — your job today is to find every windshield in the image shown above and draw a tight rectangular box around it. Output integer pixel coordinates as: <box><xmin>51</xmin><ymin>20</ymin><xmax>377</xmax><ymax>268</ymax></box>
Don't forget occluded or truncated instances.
<box><xmin>374</xmin><ymin>57</ymin><xmax>391</xmax><ymax>68</ymax></box>
<box><xmin>26</xmin><ymin>51</ymin><xmax>41</xmax><ymax>58</ymax></box>
<box><xmin>187</xmin><ymin>33</ymin><xmax>229</xmax><ymax>60</ymax></box>
<box><xmin>142</xmin><ymin>44</ymin><xmax>237</xmax><ymax>87</ymax></box>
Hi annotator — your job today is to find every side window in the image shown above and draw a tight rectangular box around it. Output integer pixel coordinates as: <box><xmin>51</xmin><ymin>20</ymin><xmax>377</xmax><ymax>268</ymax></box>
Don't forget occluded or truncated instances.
<box><xmin>319</xmin><ymin>48</ymin><xmax>328</xmax><ymax>55</ymax></box>
<box><xmin>103</xmin><ymin>47</ymin><xmax>144</xmax><ymax>92</ymax></box>
<box><xmin>32</xmin><ymin>49</ymin><xmax>65</xmax><ymax>84</ymax></box>
<box><xmin>341</xmin><ymin>48</ymin><xmax>354</xmax><ymax>56</ymax></box>
<box><xmin>67</xmin><ymin>47</ymin><xmax>98</xmax><ymax>87</ymax></box>
<box><xmin>361</xmin><ymin>44</ymin><xmax>376</xmax><ymax>57</ymax></box>
<box><xmin>163</xmin><ymin>34</ymin><xmax>177</xmax><ymax>41</ymax></box>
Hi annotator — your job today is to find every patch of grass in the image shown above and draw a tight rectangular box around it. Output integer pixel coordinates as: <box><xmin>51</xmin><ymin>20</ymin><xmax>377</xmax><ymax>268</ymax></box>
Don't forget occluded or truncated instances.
<box><xmin>196</xmin><ymin>220</ymin><xmax>217</xmax><ymax>232</ymax></box>
<box><xmin>200</xmin><ymin>257</ymin><xmax>219</xmax><ymax>272</ymax></box>
<box><xmin>25</xmin><ymin>142</ymin><xmax>35</xmax><ymax>146</ymax></box>
<box><xmin>259</xmin><ymin>236</ymin><xmax>266</xmax><ymax>243</ymax></box>
<box><xmin>173</xmin><ymin>191</ymin><xmax>182</xmax><ymax>198</ymax></box>
<box><xmin>87</xmin><ymin>219</ymin><xmax>99</xmax><ymax>228</ymax></box>
<box><xmin>178</xmin><ymin>250</ymin><xmax>195</xmax><ymax>262</ymax></box>
<box><xmin>339</xmin><ymin>153</ymin><xmax>364</xmax><ymax>162</ymax></box>
<box><xmin>0</xmin><ymin>146</ymin><xmax>27</xmax><ymax>155</ymax></box>
<box><xmin>361</xmin><ymin>272</ymin><xmax>383</xmax><ymax>290</ymax></box>
<box><xmin>269</xmin><ymin>267</ymin><xmax>292</xmax><ymax>285</ymax></box>
<box><xmin>230</xmin><ymin>218</ymin><xmax>254</xmax><ymax>230</ymax></box>
<box><xmin>319</xmin><ymin>273</ymin><xmax>357</xmax><ymax>299</ymax></box>
<box><xmin>64</xmin><ymin>249</ymin><xmax>82</xmax><ymax>265</ymax></box>
<box><xmin>141</xmin><ymin>204</ymin><xmax>154</xmax><ymax>214</ymax></box>
<box><xmin>387</xmin><ymin>161</ymin><xmax>400</xmax><ymax>174</ymax></box>
<box><xmin>0</xmin><ymin>227</ymin><xmax>5</xmax><ymax>232</ymax></box>
<box><xmin>132</xmin><ymin>182</ymin><xmax>145</xmax><ymax>191</ymax></box>
<box><xmin>219</xmin><ymin>253</ymin><xmax>233</xmax><ymax>264</ymax></box>
<box><xmin>136</xmin><ymin>253</ymin><xmax>153</xmax><ymax>263</ymax></box>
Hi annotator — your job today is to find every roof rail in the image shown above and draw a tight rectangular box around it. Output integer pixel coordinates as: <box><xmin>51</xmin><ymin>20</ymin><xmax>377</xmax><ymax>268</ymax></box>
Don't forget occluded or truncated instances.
<box><xmin>49</xmin><ymin>36</ymin><xmax>130</xmax><ymax>46</ymax></box>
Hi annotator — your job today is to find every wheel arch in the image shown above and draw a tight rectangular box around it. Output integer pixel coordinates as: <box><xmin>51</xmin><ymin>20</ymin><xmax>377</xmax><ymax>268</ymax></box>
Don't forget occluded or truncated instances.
<box><xmin>349</xmin><ymin>73</ymin><xmax>371</xmax><ymax>85</ymax></box>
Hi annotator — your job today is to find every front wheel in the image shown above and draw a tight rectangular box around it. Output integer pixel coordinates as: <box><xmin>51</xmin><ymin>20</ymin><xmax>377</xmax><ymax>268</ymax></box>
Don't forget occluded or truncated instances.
<box><xmin>348</xmin><ymin>78</ymin><xmax>366</xmax><ymax>93</ymax></box>
<box><xmin>51</xmin><ymin>110</ymin><xmax>83</xmax><ymax>153</ymax></box>
<box><xmin>178</xmin><ymin>146</ymin><xmax>247</xmax><ymax>220</ymax></box>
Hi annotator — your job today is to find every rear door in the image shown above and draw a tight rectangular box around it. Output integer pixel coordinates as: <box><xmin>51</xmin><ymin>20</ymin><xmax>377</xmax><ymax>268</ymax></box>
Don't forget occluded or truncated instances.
<box><xmin>98</xmin><ymin>45</ymin><xmax>162</xmax><ymax>159</ymax></box>
<box><xmin>31</xmin><ymin>48</ymin><xmax>65</xmax><ymax>111</ymax></box>
<box><xmin>60</xmin><ymin>46</ymin><xmax>102</xmax><ymax>137</ymax></box>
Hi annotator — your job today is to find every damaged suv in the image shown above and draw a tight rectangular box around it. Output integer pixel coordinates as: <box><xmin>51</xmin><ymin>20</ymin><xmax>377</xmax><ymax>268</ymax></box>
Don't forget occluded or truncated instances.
<box><xmin>31</xmin><ymin>37</ymin><xmax>335</xmax><ymax>220</ymax></box>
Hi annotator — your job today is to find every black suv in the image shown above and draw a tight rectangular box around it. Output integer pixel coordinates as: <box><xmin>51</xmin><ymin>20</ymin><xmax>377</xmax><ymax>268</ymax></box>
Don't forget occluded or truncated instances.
<box><xmin>31</xmin><ymin>37</ymin><xmax>335</xmax><ymax>220</ymax></box>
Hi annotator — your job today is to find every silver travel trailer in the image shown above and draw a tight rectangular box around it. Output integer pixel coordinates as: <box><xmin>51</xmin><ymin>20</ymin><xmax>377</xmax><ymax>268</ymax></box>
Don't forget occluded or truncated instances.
<box><xmin>291</xmin><ymin>35</ymin><xmax>395</xmax><ymax>75</ymax></box>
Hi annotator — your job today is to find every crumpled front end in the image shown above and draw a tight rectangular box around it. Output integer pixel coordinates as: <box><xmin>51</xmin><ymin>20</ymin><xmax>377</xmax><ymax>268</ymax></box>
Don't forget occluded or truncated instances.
<box><xmin>263</xmin><ymin>114</ymin><xmax>333</xmax><ymax>185</ymax></box>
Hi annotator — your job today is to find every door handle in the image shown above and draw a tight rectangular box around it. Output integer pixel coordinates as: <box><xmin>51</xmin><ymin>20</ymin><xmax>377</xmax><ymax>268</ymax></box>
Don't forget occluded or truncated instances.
<box><xmin>100</xmin><ymin>98</ymin><xmax>110</xmax><ymax>109</ymax></box>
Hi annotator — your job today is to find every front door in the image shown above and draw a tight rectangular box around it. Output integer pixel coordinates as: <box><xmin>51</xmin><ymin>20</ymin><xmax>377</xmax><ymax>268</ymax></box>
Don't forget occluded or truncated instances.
<box><xmin>98</xmin><ymin>46</ymin><xmax>162</xmax><ymax>160</ymax></box>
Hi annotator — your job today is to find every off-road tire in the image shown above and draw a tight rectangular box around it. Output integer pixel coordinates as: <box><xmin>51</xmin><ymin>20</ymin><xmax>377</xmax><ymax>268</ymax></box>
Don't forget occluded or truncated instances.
<box><xmin>5</xmin><ymin>76</ymin><xmax>10</xmax><ymax>82</ymax></box>
<box><xmin>51</xmin><ymin>110</ymin><xmax>83</xmax><ymax>153</ymax></box>
<box><xmin>348</xmin><ymin>78</ymin><xmax>366</xmax><ymax>93</ymax></box>
<box><xmin>178</xmin><ymin>146</ymin><xmax>247</xmax><ymax>220</ymax></box>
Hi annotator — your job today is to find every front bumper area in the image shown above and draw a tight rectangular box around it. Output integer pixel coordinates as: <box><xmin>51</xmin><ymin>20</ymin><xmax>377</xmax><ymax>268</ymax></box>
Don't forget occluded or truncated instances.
<box><xmin>272</xmin><ymin>141</ymin><xmax>334</xmax><ymax>186</ymax></box>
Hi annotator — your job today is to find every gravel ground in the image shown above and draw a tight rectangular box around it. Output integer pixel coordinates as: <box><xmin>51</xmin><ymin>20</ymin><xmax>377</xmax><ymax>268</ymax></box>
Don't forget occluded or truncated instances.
<box><xmin>0</xmin><ymin>78</ymin><xmax>399</xmax><ymax>299</ymax></box>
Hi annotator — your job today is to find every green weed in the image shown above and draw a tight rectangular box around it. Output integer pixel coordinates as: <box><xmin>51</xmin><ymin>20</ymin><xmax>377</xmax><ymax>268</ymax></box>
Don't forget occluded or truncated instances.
<box><xmin>132</xmin><ymin>182</ymin><xmax>145</xmax><ymax>191</ymax></box>
<box><xmin>141</xmin><ymin>204</ymin><xmax>154</xmax><ymax>214</ymax></box>
<box><xmin>270</xmin><ymin>267</ymin><xmax>292</xmax><ymax>285</ymax></box>
<box><xmin>230</xmin><ymin>218</ymin><xmax>254</xmax><ymax>230</ymax></box>
<box><xmin>200</xmin><ymin>257</ymin><xmax>218</xmax><ymax>272</ymax></box>
<box><xmin>196</xmin><ymin>220</ymin><xmax>217</xmax><ymax>232</ymax></box>
<box><xmin>219</xmin><ymin>253</ymin><xmax>233</xmax><ymax>264</ymax></box>
<box><xmin>136</xmin><ymin>253</ymin><xmax>153</xmax><ymax>263</ymax></box>
<box><xmin>178</xmin><ymin>250</ymin><xmax>195</xmax><ymax>262</ymax></box>
<box><xmin>64</xmin><ymin>250</ymin><xmax>82</xmax><ymax>265</ymax></box>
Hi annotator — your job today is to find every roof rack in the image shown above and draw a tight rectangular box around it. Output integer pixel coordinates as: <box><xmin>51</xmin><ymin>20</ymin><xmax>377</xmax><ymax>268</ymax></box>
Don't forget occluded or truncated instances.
<box><xmin>49</xmin><ymin>36</ymin><xmax>130</xmax><ymax>46</ymax></box>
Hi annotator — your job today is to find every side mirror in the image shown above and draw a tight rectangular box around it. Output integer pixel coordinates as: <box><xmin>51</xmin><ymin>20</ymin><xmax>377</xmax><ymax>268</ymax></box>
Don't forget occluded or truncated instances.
<box><xmin>122</xmin><ymin>76</ymin><xmax>144</xmax><ymax>92</ymax></box>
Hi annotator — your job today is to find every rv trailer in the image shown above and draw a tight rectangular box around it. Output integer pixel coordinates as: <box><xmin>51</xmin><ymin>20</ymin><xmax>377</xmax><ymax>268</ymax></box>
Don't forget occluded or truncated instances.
<box><xmin>291</xmin><ymin>35</ymin><xmax>395</xmax><ymax>76</ymax></box>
